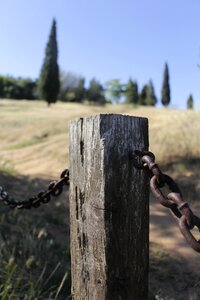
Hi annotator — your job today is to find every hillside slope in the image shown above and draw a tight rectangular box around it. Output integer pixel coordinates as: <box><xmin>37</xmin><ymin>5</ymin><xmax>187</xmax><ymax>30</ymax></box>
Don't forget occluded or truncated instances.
<box><xmin>0</xmin><ymin>100</ymin><xmax>200</xmax><ymax>299</ymax></box>
<box><xmin>0</xmin><ymin>99</ymin><xmax>199</xmax><ymax>177</ymax></box>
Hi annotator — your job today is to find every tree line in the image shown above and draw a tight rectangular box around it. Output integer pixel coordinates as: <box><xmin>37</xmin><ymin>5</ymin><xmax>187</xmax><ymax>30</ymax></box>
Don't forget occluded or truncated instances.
<box><xmin>0</xmin><ymin>76</ymin><xmax>36</xmax><ymax>100</ymax></box>
<box><xmin>0</xmin><ymin>19</ymin><xmax>194</xmax><ymax>109</ymax></box>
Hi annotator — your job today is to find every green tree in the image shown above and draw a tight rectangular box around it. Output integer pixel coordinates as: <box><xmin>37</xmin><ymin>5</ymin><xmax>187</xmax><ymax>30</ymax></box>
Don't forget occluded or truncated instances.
<box><xmin>105</xmin><ymin>79</ymin><xmax>124</xmax><ymax>103</ymax></box>
<box><xmin>87</xmin><ymin>78</ymin><xmax>105</xmax><ymax>104</ymax></box>
<box><xmin>74</xmin><ymin>78</ymin><xmax>85</xmax><ymax>102</ymax></box>
<box><xmin>124</xmin><ymin>79</ymin><xmax>138</xmax><ymax>104</ymax></box>
<box><xmin>59</xmin><ymin>71</ymin><xmax>82</xmax><ymax>102</ymax></box>
<box><xmin>161</xmin><ymin>63</ymin><xmax>170</xmax><ymax>106</ymax></box>
<box><xmin>146</xmin><ymin>80</ymin><xmax>157</xmax><ymax>106</ymax></box>
<box><xmin>0</xmin><ymin>76</ymin><xmax>36</xmax><ymax>100</ymax></box>
<box><xmin>139</xmin><ymin>84</ymin><xmax>148</xmax><ymax>105</ymax></box>
<box><xmin>38</xmin><ymin>19</ymin><xmax>60</xmax><ymax>106</ymax></box>
<box><xmin>0</xmin><ymin>77</ymin><xmax>4</xmax><ymax>97</ymax></box>
<box><xmin>187</xmin><ymin>94</ymin><xmax>194</xmax><ymax>109</ymax></box>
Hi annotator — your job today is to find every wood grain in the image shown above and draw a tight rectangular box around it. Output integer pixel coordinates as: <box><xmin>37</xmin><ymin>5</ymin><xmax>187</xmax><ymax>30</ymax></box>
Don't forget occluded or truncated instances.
<box><xmin>69</xmin><ymin>114</ymin><xmax>149</xmax><ymax>300</ymax></box>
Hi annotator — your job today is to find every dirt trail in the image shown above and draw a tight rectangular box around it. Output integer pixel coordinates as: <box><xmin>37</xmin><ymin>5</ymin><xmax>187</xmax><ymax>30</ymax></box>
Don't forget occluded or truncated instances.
<box><xmin>150</xmin><ymin>196</ymin><xmax>200</xmax><ymax>274</ymax></box>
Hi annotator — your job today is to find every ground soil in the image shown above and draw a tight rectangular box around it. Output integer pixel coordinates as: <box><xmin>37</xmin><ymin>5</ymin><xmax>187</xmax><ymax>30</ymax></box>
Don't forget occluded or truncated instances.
<box><xmin>150</xmin><ymin>196</ymin><xmax>200</xmax><ymax>273</ymax></box>
<box><xmin>150</xmin><ymin>195</ymin><xmax>200</xmax><ymax>299</ymax></box>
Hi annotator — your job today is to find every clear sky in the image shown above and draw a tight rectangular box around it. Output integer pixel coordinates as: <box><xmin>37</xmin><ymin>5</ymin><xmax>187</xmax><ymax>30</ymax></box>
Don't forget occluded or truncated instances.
<box><xmin>0</xmin><ymin>0</ymin><xmax>200</xmax><ymax>108</ymax></box>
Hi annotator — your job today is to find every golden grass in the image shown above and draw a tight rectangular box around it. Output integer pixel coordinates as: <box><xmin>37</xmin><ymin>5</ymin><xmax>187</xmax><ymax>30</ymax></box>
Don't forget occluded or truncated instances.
<box><xmin>0</xmin><ymin>99</ymin><xmax>199</xmax><ymax>178</ymax></box>
<box><xmin>0</xmin><ymin>99</ymin><xmax>199</xmax><ymax>299</ymax></box>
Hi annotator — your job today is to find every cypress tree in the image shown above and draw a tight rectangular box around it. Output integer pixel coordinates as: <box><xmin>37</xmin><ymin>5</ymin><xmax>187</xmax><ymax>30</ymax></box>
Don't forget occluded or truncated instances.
<box><xmin>161</xmin><ymin>63</ymin><xmax>170</xmax><ymax>106</ymax></box>
<box><xmin>38</xmin><ymin>19</ymin><xmax>60</xmax><ymax>106</ymax></box>
<box><xmin>187</xmin><ymin>94</ymin><xmax>194</xmax><ymax>109</ymax></box>
<box><xmin>125</xmin><ymin>79</ymin><xmax>138</xmax><ymax>104</ymax></box>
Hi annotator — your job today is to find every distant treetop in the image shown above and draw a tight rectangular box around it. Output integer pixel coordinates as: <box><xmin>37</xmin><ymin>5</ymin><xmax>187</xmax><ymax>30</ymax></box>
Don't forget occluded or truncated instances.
<box><xmin>38</xmin><ymin>18</ymin><xmax>60</xmax><ymax>106</ymax></box>
<box><xmin>161</xmin><ymin>63</ymin><xmax>170</xmax><ymax>106</ymax></box>
<box><xmin>187</xmin><ymin>94</ymin><xmax>194</xmax><ymax>109</ymax></box>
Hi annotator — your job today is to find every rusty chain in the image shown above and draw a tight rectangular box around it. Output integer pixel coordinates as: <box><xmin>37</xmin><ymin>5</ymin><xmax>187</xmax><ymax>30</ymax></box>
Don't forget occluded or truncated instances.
<box><xmin>133</xmin><ymin>150</ymin><xmax>200</xmax><ymax>253</ymax></box>
<box><xmin>0</xmin><ymin>169</ymin><xmax>69</xmax><ymax>209</ymax></box>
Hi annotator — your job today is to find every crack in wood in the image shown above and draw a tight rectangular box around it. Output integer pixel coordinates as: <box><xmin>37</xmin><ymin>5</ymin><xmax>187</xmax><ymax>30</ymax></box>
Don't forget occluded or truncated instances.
<box><xmin>80</xmin><ymin>118</ymin><xmax>84</xmax><ymax>166</ymax></box>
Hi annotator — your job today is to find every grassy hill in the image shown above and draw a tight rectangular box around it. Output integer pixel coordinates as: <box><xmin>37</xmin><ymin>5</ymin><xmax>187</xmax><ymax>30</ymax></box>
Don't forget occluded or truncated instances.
<box><xmin>0</xmin><ymin>99</ymin><xmax>199</xmax><ymax>177</ymax></box>
<box><xmin>0</xmin><ymin>99</ymin><xmax>200</xmax><ymax>299</ymax></box>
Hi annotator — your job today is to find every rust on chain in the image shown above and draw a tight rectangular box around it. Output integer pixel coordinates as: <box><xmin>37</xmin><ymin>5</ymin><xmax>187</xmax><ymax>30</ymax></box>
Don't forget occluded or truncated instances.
<box><xmin>179</xmin><ymin>216</ymin><xmax>200</xmax><ymax>253</ymax></box>
<box><xmin>142</xmin><ymin>155</ymin><xmax>165</xmax><ymax>187</ymax></box>
<box><xmin>167</xmin><ymin>193</ymin><xmax>194</xmax><ymax>229</ymax></box>
<box><xmin>0</xmin><ymin>169</ymin><xmax>69</xmax><ymax>209</ymax></box>
<box><xmin>134</xmin><ymin>150</ymin><xmax>200</xmax><ymax>253</ymax></box>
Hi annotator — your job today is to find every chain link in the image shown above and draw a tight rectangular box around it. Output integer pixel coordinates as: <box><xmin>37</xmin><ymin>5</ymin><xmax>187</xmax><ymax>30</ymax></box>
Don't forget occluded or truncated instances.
<box><xmin>134</xmin><ymin>150</ymin><xmax>200</xmax><ymax>253</ymax></box>
<box><xmin>0</xmin><ymin>169</ymin><xmax>69</xmax><ymax>209</ymax></box>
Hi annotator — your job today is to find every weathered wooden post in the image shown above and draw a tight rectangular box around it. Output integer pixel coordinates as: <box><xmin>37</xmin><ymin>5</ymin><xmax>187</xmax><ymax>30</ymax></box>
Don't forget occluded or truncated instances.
<box><xmin>69</xmin><ymin>114</ymin><xmax>149</xmax><ymax>300</ymax></box>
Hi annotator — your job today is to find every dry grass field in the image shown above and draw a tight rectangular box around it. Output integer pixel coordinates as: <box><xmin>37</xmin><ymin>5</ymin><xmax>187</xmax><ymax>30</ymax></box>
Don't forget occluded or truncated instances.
<box><xmin>0</xmin><ymin>99</ymin><xmax>199</xmax><ymax>177</ymax></box>
<box><xmin>0</xmin><ymin>99</ymin><xmax>200</xmax><ymax>299</ymax></box>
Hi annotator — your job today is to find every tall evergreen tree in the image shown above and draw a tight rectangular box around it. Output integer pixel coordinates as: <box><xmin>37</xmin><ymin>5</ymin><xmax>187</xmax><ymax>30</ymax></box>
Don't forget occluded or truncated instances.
<box><xmin>124</xmin><ymin>79</ymin><xmax>138</xmax><ymax>104</ymax></box>
<box><xmin>139</xmin><ymin>84</ymin><xmax>148</xmax><ymax>105</ymax></box>
<box><xmin>146</xmin><ymin>80</ymin><xmax>157</xmax><ymax>106</ymax></box>
<box><xmin>38</xmin><ymin>19</ymin><xmax>60</xmax><ymax>106</ymax></box>
<box><xmin>187</xmin><ymin>94</ymin><xmax>194</xmax><ymax>109</ymax></box>
<box><xmin>161</xmin><ymin>63</ymin><xmax>170</xmax><ymax>106</ymax></box>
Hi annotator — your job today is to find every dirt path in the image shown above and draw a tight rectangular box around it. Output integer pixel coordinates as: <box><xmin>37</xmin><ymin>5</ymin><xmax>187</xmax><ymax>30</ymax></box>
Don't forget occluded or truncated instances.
<box><xmin>150</xmin><ymin>196</ymin><xmax>200</xmax><ymax>274</ymax></box>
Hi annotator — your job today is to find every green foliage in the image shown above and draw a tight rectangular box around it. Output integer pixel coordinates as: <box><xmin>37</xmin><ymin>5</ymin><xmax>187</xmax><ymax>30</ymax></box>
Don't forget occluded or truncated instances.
<box><xmin>139</xmin><ymin>84</ymin><xmax>148</xmax><ymax>105</ymax></box>
<box><xmin>187</xmin><ymin>94</ymin><xmax>194</xmax><ymax>109</ymax></box>
<box><xmin>38</xmin><ymin>19</ymin><xmax>60</xmax><ymax>106</ymax></box>
<box><xmin>0</xmin><ymin>77</ymin><xmax>4</xmax><ymax>97</ymax></box>
<box><xmin>145</xmin><ymin>80</ymin><xmax>157</xmax><ymax>106</ymax></box>
<box><xmin>161</xmin><ymin>63</ymin><xmax>170</xmax><ymax>106</ymax></box>
<box><xmin>124</xmin><ymin>79</ymin><xmax>138</xmax><ymax>104</ymax></box>
<box><xmin>59</xmin><ymin>71</ymin><xmax>83</xmax><ymax>102</ymax></box>
<box><xmin>87</xmin><ymin>78</ymin><xmax>106</xmax><ymax>104</ymax></box>
<box><xmin>105</xmin><ymin>79</ymin><xmax>124</xmax><ymax>103</ymax></box>
<box><xmin>139</xmin><ymin>81</ymin><xmax>156</xmax><ymax>106</ymax></box>
<box><xmin>0</xmin><ymin>76</ymin><xmax>36</xmax><ymax>100</ymax></box>
<box><xmin>73</xmin><ymin>78</ymin><xmax>85</xmax><ymax>102</ymax></box>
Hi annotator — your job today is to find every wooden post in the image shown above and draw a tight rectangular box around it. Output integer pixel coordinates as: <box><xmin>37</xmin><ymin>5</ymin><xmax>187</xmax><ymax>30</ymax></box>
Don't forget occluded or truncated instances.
<box><xmin>69</xmin><ymin>114</ymin><xmax>149</xmax><ymax>300</ymax></box>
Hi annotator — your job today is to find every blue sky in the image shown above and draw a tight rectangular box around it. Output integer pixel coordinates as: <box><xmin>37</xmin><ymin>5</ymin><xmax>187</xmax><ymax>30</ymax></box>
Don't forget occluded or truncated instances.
<box><xmin>0</xmin><ymin>0</ymin><xmax>200</xmax><ymax>108</ymax></box>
